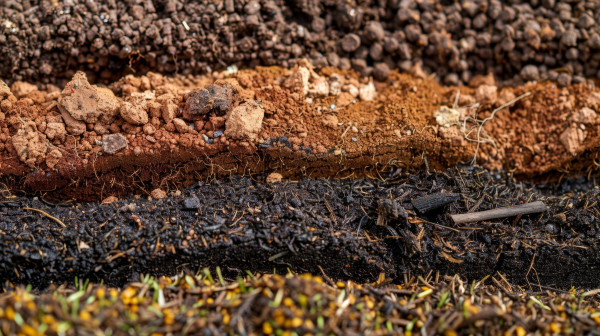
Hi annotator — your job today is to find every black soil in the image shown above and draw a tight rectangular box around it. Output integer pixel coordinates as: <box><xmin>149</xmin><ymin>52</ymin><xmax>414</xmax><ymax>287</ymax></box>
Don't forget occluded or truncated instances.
<box><xmin>2</xmin><ymin>166</ymin><xmax>599</xmax><ymax>290</ymax></box>
<box><xmin>2</xmin><ymin>0</ymin><xmax>600</xmax><ymax>85</ymax></box>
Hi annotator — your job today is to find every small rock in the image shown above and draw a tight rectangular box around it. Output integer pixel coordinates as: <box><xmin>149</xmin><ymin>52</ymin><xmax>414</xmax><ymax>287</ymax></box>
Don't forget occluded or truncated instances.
<box><xmin>224</xmin><ymin>100</ymin><xmax>264</xmax><ymax>141</ymax></box>
<box><xmin>120</xmin><ymin>97</ymin><xmax>148</xmax><ymax>125</ymax></box>
<box><xmin>150</xmin><ymin>188</ymin><xmax>167</xmax><ymax>200</ymax></box>
<box><xmin>322</xmin><ymin>114</ymin><xmax>339</xmax><ymax>128</ymax></box>
<box><xmin>434</xmin><ymin>106</ymin><xmax>460</xmax><ymax>127</ymax></box>
<box><xmin>162</xmin><ymin>101</ymin><xmax>178</xmax><ymax>123</ymax></box>
<box><xmin>557</xmin><ymin>73</ymin><xmax>571</xmax><ymax>87</ymax></box>
<box><xmin>359</xmin><ymin>81</ymin><xmax>376</xmax><ymax>101</ymax></box>
<box><xmin>184</xmin><ymin>83</ymin><xmax>236</xmax><ymax>120</ymax></box>
<box><xmin>58</xmin><ymin>71</ymin><xmax>119</xmax><ymax>124</ymax></box>
<box><xmin>45</xmin><ymin>121</ymin><xmax>67</xmax><ymax>142</ymax></box>
<box><xmin>102</xmin><ymin>133</ymin><xmax>128</xmax><ymax>154</ymax></box>
<box><xmin>475</xmin><ymin>85</ymin><xmax>497</xmax><ymax>104</ymax></box>
<box><xmin>173</xmin><ymin>118</ymin><xmax>189</xmax><ymax>133</ymax></box>
<box><xmin>572</xmin><ymin>107</ymin><xmax>597</xmax><ymax>124</ymax></box>
<box><xmin>266</xmin><ymin>172</ymin><xmax>283</xmax><ymax>183</ymax></box>
<box><xmin>373</xmin><ymin>62</ymin><xmax>391</xmax><ymax>81</ymax></box>
<box><xmin>102</xmin><ymin>196</ymin><xmax>119</xmax><ymax>204</ymax></box>
<box><xmin>341</xmin><ymin>33</ymin><xmax>361</xmax><ymax>52</ymax></box>
<box><xmin>559</xmin><ymin>125</ymin><xmax>586</xmax><ymax>155</ymax></box>
<box><xmin>520</xmin><ymin>65</ymin><xmax>539</xmax><ymax>81</ymax></box>
<box><xmin>183</xmin><ymin>196</ymin><xmax>201</xmax><ymax>210</ymax></box>
<box><xmin>308</xmin><ymin>76</ymin><xmax>329</xmax><ymax>97</ymax></box>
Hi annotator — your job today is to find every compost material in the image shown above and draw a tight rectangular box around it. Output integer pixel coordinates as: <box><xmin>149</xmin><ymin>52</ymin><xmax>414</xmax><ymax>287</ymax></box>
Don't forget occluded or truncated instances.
<box><xmin>1</xmin><ymin>166</ymin><xmax>598</xmax><ymax>290</ymax></box>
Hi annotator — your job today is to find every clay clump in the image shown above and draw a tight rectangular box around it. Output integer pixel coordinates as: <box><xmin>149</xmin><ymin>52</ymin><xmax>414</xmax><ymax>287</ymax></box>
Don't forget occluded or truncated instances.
<box><xmin>224</xmin><ymin>100</ymin><xmax>264</xmax><ymax>141</ymax></box>
<box><xmin>58</xmin><ymin>72</ymin><xmax>119</xmax><ymax>124</ymax></box>
<box><xmin>11</xmin><ymin>121</ymin><xmax>47</xmax><ymax>167</ymax></box>
<box><xmin>184</xmin><ymin>83</ymin><xmax>237</xmax><ymax>120</ymax></box>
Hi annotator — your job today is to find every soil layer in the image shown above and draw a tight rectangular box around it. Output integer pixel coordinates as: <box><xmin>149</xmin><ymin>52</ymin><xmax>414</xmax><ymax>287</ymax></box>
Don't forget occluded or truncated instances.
<box><xmin>1</xmin><ymin>66</ymin><xmax>600</xmax><ymax>201</ymax></box>
<box><xmin>2</xmin><ymin>0</ymin><xmax>600</xmax><ymax>86</ymax></box>
<box><xmin>2</xmin><ymin>166</ymin><xmax>599</xmax><ymax>290</ymax></box>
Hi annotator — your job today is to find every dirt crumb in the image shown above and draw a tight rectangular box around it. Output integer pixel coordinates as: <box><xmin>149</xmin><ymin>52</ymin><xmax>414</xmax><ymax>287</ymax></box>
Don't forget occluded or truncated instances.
<box><xmin>224</xmin><ymin>100</ymin><xmax>264</xmax><ymax>141</ymax></box>
<box><xmin>572</xmin><ymin>107</ymin><xmax>597</xmax><ymax>124</ymax></box>
<box><xmin>559</xmin><ymin>125</ymin><xmax>586</xmax><ymax>155</ymax></box>
<box><xmin>173</xmin><ymin>118</ymin><xmax>189</xmax><ymax>133</ymax></box>
<box><xmin>45</xmin><ymin>148</ymin><xmax>62</xmax><ymax>169</ymax></box>
<box><xmin>184</xmin><ymin>83</ymin><xmax>236</xmax><ymax>120</ymax></box>
<box><xmin>11</xmin><ymin>121</ymin><xmax>47</xmax><ymax>167</ymax></box>
<box><xmin>475</xmin><ymin>85</ymin><xmax>498</xmax><ymax>105</ymax></box>
<box><xmin>266</xmin><ymin>172</ymin><xmax>283</xmax><ymax>183</ymax></box>
<box><xmin>58</xmin><ymin>72</ymin><xmax>119</xmax><ymax>124</ymax></box>
<box><xmin>359</xmin><ymin>81</ymin><xmax>376</xmax><ymax>101</ymax></box>
<box><xmin>11</xmin><ymin>81</ymin><xmax>37</xmax><ymax>98</ymax></box>
<box><xmin>101</xmin><ymin>196</ymin><xmax>119</xmax><ymax>204</ymax></box>
<box><xmin>102</xmin><ymin>133</ymin><xmax>128</xmax><ymax>154</ymax></box>
<box><xmin>150</xmin><ymin>188</ymin><xmax>167</xmax><ymax>200</ymax></box>
<box><xmin>44</xmin><ymin>119</ymin><xmax>67</xmax><ymax>142</ymax></box>
<box><xmin>120</xmin><ymin>97</ymin><xmax>149</xmax><ymax>125</ymax></box>
<box><xmin>322</xmin><ymin>114</ymin><xmax>339</xmax><ymax>128</ymax></box>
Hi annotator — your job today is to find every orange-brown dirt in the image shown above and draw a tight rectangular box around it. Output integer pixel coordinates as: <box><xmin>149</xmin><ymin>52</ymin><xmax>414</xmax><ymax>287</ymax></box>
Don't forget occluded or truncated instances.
<box><xmin>0</xmin><ymin>63</ymin><xmax>599</xmax><ymax>200</ymax></box>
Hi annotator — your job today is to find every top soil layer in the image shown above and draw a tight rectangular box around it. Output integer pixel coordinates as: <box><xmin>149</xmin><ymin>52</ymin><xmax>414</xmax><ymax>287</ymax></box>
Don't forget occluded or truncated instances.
<box><xmin>0</xmin><ymin>64</ymin><xmax>600</xmax><ymax>200</ymax></box>
<box><xmin>1</xmin><ymin>0</ymin><xmax>600</xmax><ymax>86</ymax></box>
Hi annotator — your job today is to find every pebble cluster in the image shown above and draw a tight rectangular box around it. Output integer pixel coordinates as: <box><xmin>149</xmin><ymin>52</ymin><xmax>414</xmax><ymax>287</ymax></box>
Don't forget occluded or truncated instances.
<box><xmin>1</xmin><ymin>1</ymin><xmax>600</xmax><ymax>85</ymax></box>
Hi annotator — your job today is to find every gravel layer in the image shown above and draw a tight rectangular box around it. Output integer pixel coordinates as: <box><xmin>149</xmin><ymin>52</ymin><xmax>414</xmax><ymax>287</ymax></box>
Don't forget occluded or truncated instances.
<box><xmin>2</xmin><ymin>0</ymin><xmax>600</xmax><ymax>85</ymax></box>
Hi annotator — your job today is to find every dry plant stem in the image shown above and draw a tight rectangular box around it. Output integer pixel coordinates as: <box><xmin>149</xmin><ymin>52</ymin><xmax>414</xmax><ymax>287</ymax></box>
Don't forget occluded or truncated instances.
<box><xmin>450</xmin><ymin>201</ymin><xmax>547</xmax><ymax>224</ymax></box>
<box><xmin>470</xmin><ymin>91</ymin><xmax>532</xmax><ymax>164</ymax></box>
<box><xmin>23</xmin><ymin>207</ymin><xmax>67</xmax><ymax>228</ymax></box>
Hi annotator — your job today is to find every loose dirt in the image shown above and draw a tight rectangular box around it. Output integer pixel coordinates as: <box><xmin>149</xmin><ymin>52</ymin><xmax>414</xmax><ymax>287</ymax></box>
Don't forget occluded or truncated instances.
<box><xmin>0</xmin><ymin>65</ymin><xmax>599</xmax><ymax>200</ymax></box>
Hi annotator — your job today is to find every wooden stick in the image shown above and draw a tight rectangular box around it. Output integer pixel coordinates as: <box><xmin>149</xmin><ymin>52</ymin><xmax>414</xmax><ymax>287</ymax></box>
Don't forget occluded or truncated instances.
<box><xmin>450</xmin><ymin>201</ymin><xmax>547</xmax><ymax>224</ymax></box>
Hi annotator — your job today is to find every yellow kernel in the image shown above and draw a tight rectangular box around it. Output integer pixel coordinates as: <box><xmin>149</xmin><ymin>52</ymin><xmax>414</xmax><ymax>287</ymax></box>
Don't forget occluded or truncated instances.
<box><xmin>110</xmin><ymin>289</ymin><xmax>118</xmax><ymax>298</ymax></box>
<box><xmin>549</xmin><ymin>322</ymin><xmax>560</xmax><ymax>333</ymax></box>
<box><xmin>41</xmin><ymin>315</ymin><xmax>55</xmax><ymax>325</ymax></box>
<box><xmin>6</xmin><ymin>307</ymin><xmax>15</xmax><ymax>321</ymax></box>
<box><xmin>206</xmin><ymin>298</ymin><xmax>214</xmax><ymax>305</ymax></box>
<box><xmin>336</xmin><ymin>281</ymin><xmax>345</xmax><ymax>288</ymax></box>
<box><xmin>262</xmin><ymin>322</ymin><xmax>273</xmax><ymax>335</ymax></box>
<box><xmin>291</xmin><ymin>317</ymin><xmax>303</xmax><ymax>328</ymax></box>
<box><xmin>80</xmin><ymin>310</ymin><xmax>92</xmax><ymax>321</ymax></box>
<box><xmin>120</xmin><ymin>287</ymin><xmax>137</xmax><ymax>301</ymax></box>
<box><xmin>444</xmin><ymin>331</ymin><xmax>457</xmax><ymax>336</ymax></box>
<box><xmin>515</xmin><ymin>326</ymin><xmax>526</xmax><ymax>336</ymax></box>
<box><xmin>222</xmin><ymin>314</ymin><xmax>230</xmax><ymax>324</ymax></box>
<box><xmin>20</xmin><ymin>324</ymin><xmax>37</xmax><ymax>336</ymax></box>
<box><xmin>283</xmin><ymin>298</ymin><xmax>294</xmax><ymax>307</ymax></box>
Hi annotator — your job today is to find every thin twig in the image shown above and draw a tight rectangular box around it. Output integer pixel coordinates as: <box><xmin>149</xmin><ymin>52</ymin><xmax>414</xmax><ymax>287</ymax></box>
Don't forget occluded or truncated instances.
<box><xmin>451</xmin><ymin>201</ymin><xmax>547</xmax><ymax>224</ymax></box>
<box><xmin>23</xmin><ymin>207</ymin><xmax>67</xmax><ymax>228</ymax></box>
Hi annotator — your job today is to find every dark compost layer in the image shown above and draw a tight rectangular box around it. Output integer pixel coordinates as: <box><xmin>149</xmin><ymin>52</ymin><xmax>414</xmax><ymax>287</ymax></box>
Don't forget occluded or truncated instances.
<box><xmin>1</xmin><ymin>166</ymin><xmax>598</xmax><ymax>290</ymax></box>
<box><xmin>2</xmin><ymin>0</ymin><xmax>600</xmax><ymax>85</ymax></box>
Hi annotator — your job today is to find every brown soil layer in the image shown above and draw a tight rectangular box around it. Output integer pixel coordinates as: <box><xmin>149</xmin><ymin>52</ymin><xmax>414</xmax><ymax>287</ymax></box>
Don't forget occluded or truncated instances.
<box><xmin>2</xmin><ymin>0</ymin><xmax>600</xmax><ymax>86</ymax></box>
<box><xmin>1</xmin><ymin>273</ymin><xmax>599</xmax><ymax>336</ymax></box>
<box><xmin>1</xmin><ymin>65</ymin><xmax>600</xmax><ymax>200</ymax></box>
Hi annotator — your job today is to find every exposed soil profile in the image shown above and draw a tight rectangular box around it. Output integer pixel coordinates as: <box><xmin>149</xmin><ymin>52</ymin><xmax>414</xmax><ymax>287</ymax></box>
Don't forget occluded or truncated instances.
<box><xmin>1</xmin><ymin>65</ymin><xmax>600</xmax><ymax>200</ymax></box>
